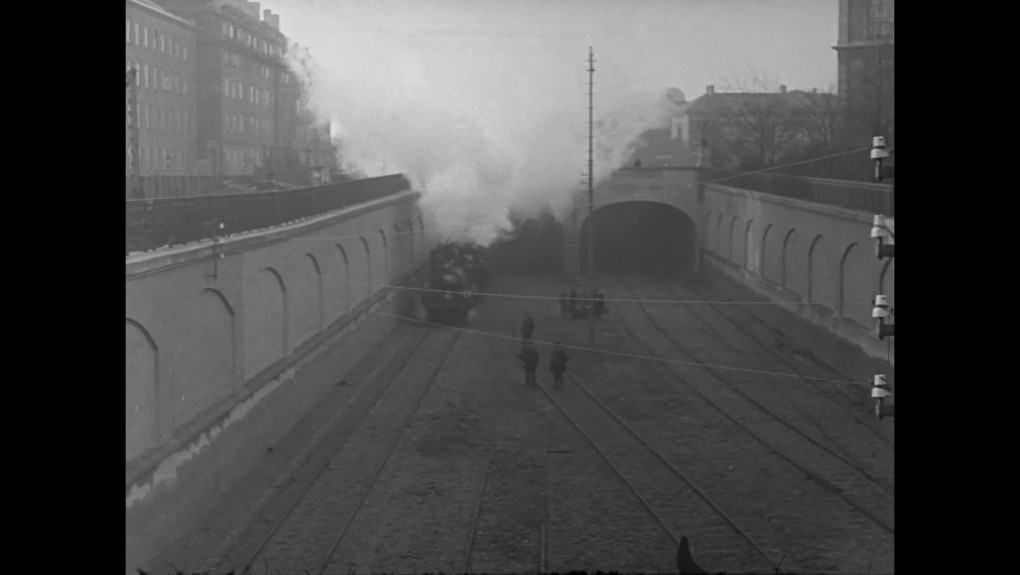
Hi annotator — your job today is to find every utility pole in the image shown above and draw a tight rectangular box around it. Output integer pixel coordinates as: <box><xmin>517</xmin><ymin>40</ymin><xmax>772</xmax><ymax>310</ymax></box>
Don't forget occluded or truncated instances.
<box><xmin>587</xmin><ymin>47</ymin><xmax>596</xmax><ymax>346</ymax></box>
<box><xmin>126</xmin><ymin>68</ymin><xmax>142</xmax><ymax>199</ymax></box>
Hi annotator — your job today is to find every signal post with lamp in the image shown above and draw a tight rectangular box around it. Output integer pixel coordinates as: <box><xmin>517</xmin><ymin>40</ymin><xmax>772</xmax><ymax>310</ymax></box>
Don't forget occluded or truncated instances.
<box><xmin>872</xmin><ymin>294</ymin><xmax>894</xmax><ymax>339</ymax></box>
<box><xmin>871</xmin><ymin>136</ymin><xmax>890</xmax><ymax>183</ymax></box>
<box><xmin>871</xmin><ymin>295</ymin><xmax>895</xmax><ymax>419</ymax></box>
<box><xmin>871</xmin><ymin>214</ymin><xmax>895</xmax><ymax>259</ymax></box>
<box><xmin>871</xmin><ymin>374</ymin><xmax>894</xmax><ymax>420</ymax></box>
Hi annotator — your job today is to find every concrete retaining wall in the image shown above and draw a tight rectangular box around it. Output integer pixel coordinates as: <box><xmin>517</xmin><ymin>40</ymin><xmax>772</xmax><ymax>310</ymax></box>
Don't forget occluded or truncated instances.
<box><xmin>125</xmin><ymin>190</ymin><xmax>433</xmax><ymax>571</ymax></box>
<box><xmin>700</xmin><ymin>183</ymin><xmax>894</xmax><ymax>364</ymax></box>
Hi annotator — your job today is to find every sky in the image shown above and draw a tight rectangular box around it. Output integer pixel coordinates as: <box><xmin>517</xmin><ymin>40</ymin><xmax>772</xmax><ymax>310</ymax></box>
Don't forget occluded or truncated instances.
<box><xmin>257</xmin><ymin>0</ymin><xmax>839</xmax><ymax>245</ymax></box>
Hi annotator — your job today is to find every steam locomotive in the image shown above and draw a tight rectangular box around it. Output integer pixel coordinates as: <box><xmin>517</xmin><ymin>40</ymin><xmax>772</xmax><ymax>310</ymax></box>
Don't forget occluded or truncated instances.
<box><xmin>420</xmin><ymin>242</ymin><xmax>490</xmax><ymax>325</ymax></box>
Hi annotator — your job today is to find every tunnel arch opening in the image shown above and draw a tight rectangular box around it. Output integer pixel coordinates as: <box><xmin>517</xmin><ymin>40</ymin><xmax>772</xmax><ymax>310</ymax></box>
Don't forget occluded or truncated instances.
<box><xmin>579</xmin><ymin>201</ymin><xmax>697</xmax><ymax>277</ymax></box>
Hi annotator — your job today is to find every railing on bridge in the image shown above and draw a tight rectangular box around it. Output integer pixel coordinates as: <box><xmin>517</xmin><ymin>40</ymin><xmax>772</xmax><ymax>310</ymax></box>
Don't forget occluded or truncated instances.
<box><xmin>126</xmin><ymin>174</ymin><xmax>412</xmax><ymax>255</ymax></box>
<box><xmin>698</xmin><ymin>169</ymin><xmax>894</xmax><ymax>217</ymax></box>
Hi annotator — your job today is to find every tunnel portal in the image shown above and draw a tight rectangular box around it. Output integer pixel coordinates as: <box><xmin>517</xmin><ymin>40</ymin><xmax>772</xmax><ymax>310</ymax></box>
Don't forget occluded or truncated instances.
<box><xmin>579</xmin><ymin>201</ymin><xmax>697</xmax><ymax>277</ymax></box>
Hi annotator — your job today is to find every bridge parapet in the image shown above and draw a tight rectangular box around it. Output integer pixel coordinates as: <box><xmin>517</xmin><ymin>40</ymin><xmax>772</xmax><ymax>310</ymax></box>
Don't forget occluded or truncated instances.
<box><xmin>698</xmin><ymin>169</ymin><xmax>893</xmax><ymax>216</ymax></box>
<box><xmin>126</xmin><ymin>174</ymin><xmax>412</xmax><ymax>255</ymax></box>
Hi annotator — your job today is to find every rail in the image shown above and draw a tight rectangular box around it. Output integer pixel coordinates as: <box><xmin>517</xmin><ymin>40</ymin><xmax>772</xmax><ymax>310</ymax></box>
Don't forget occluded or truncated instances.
<box><xmin>698</xmin><ymin>169</ymin><xmax>894</xmax><ymax>216</ymax></box>
<box><xmin>126</xmin><ymin>174</ymin><xmax>412</xmax><ymax>254</ymax></box>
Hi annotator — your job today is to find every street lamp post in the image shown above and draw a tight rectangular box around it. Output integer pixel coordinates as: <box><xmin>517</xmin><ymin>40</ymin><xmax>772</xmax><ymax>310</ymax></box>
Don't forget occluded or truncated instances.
<box><xmin>586</xmin><ymin>48</ymin><xmax>596</xmax><ymax>346</ymax></box>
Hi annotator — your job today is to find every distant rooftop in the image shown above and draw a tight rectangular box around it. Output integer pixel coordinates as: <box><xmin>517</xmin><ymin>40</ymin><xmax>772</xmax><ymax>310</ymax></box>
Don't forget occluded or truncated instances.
<box><xmin>682</xmin><ymin>85</ymin><xmax>836</xmax><ymax>115</ymax></box>
<box><xmin>127</xmin><ymin>0</ymin><xmax>197</xmax><ymax>30</ymax></box>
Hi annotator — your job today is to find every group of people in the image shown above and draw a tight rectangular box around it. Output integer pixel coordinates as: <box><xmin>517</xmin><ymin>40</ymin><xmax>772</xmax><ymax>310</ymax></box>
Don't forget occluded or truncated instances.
<box><xmin>517</xmin><ymin>311</ymin><xmax>570</xmax><ymax>389</ymax></box>
<box><xmin>558</xmin><ymin>287</ymin><xmax>607</xmax><ymax>320</ymax></box>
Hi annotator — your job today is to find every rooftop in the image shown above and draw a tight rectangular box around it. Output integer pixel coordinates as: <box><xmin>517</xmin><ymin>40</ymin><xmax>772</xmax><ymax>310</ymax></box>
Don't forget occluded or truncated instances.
<box><xmin>682</xmin><ymin>88</ymin><xmax>836</xmax><ymax>116</ymax></box>
<box><xmin>127</xmin><ymin>0</ymin><xmax>197</xmax><ymax>30</ymax></box>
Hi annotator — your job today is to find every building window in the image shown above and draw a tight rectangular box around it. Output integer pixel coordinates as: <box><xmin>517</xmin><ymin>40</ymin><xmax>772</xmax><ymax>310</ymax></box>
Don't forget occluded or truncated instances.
<box><xmin>255</xmin><ymin>89</ymin><xmax>260</xmax><ymax>105</ymax></box>
<box><xmin>249</xmin><ymin>85</ymin><xmax>254</xmax><ymax>102</ymax></box>
<box><xmin>142</xmin><ymin>146</ymin><xmax>149</xmax><ymax>170</ymax></box>
<box><xmin>134</xmin><ymin>23</ymin><xmax>139</xmax><ymax>45</ymax></box>
<box><xmin>143</xmin><ymin>26</ymin><xmax>148</xmax><ymax>48</ymax></box>
<box><xmin>160</xmin><ymin>108</ymin><xmax>166</xmax><ymax>131</ymax></box>
<box><xmin>183</xmin><ymin>80</ymin><xmax>188</xmax><ymax>95</ymax></box>
<box><xmin>136</xmin><ymin>64</ymin><xmax>141</xmax><ymax>86</ymax></box>
<box><xmin>143</xmin><ymin>65</ymin><xmax>149</xmax><ymax>88</ymax></box>
<box><xmin>174</xmin><ymin>77</ymin><xmax>180</xmax><ymax>93</ymax></box>
<box><xmin>176</xmin><ymin>110</ymin><xmax>182</xmax><ymax>132</ymax></box>
<box><xmin>159</xmin><ymin>33</ymin><xmax>165</xmax><ymax>53</ymax></box>
<box><xmin>175</xmin><ymin>39</ymin><xmax>180</xmax><ymax>58</ymax></box>
<box><xmin>126</xmin><ymin>20</ymin><xmax>131</xmax><ymax>43</ymax></box>
<box><xmin>183</xmin><ymin>46</ymin><xmax>188</xmax><ymax>61</ymax></box>
<box><xmin>239</xmin><ymin>116</ymin><xmax>244</xmax><ymax>133</ymax></box>
<box><xmin>141</xmin><ymin>104</ymin><xmax>148</xmax><ymax>128</ymax></box>
<box><xmin>223</xmin><ymin>77</ymin><xmax>230</xmax><ymax>95</ymax></box>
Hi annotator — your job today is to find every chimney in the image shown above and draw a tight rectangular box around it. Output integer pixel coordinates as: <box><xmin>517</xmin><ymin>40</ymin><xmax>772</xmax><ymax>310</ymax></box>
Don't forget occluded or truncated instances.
<box><xmin>812</xmin><ymin>87</ymin><xmax>817</xmax><ymax>93</ymax></box>
<box><xmin>263</xmin><ymin>9</ymin><xmax>279</xmax><ymax>29</ymax></box>
<box><xmin>779</xmin><ymin>84</ymin><xmax>787</xmax><ymax>94</ymax></box>
<box><xmin>706</xmin><ymin>85</ymin><xmax>715</xmax><ymax>95</ymax></box>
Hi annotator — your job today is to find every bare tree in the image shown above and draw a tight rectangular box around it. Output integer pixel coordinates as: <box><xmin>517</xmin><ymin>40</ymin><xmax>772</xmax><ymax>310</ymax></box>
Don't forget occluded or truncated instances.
<box><xmin>791</xmin><ymin>84</ymin><xmax>842</xmax><ymax>154</ymax></box>
<box><xmin>717</xmin><ymin>72</ymin><xmax>801</xmax><ymax>168</ymax></box>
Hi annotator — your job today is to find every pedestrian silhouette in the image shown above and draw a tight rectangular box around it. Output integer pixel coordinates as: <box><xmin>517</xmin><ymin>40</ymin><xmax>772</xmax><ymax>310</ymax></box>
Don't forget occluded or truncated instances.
<box><xmin>521</xmin><ymin>311</ymin><xmax>535</xmax><ymax>347</ymax></box>
<box><xmin>519</xmin><ymin>344</ymin><xmax>539</xmax><ymax>388</ymax></box>
<box><xmin>550</xmin><ymin>343</ymin><xmax>570</xmax><ymax>389</ymax></box>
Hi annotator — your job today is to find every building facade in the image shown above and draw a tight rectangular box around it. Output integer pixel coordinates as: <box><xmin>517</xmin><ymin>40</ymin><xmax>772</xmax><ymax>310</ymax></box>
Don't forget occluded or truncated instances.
<box><xmin>159</xmin><ymin>0</ymin><xmax>291</xmax><ymax>188</ymax></box>
<box><xmin>676</xmin><ymin>85</ymin><xmax>839</xmax><ymax>172</ymax></box>
<box><xmin>835</xmin><ymin>0</ymin><xmax>894</xmax><ymax>153</ymax></box>
<box><xmin>126</xmin><ymin>0</ymin><xmax>198</xmax><ymax>198</ymax></box>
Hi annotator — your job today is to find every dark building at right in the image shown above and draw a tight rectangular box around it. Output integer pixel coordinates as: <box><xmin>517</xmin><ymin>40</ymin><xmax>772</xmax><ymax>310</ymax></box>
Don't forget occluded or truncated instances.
<box><xmin>835</xmin><ymin>0</ymin><xmax>894</xmax><ymax>161</ymax></box>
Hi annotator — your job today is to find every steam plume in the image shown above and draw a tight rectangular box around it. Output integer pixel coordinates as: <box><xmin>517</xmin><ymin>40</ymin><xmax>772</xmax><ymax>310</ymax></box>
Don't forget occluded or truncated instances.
<box><xmin>282</xmin><ymin>11</ymin><xmax>680</xmax><ymax>246</ymax></box>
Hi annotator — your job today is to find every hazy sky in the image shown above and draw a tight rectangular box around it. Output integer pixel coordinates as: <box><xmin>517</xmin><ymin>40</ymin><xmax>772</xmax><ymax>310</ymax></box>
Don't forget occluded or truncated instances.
<box><xmin>263</xmin><ymin>0</ymin><xmax>838</xmax><ymax>97</ymax></box>
<box><xmin>256</xmin><ymin>0</ymin><xmax>839</xmax><ymax>244</ymax></box>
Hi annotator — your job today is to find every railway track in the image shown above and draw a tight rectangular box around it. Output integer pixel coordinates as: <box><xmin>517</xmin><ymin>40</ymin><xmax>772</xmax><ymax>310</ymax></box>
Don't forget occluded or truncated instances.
<box><xmin>622</xmin><ymin>277</ymin><xmax>894</xmax><ymax>495</ymax></box>
<box><xmin>609</xmin><ymin>277</ymin><xmax>895</xmax><ymax>538</ymax></box>
<box><xmin>672</xmin><ymin>279</ymin><xmax>893</xmax><ymax>449</ymax></box>
<box><xmin>462</xmin><ymin>454</ymin><xmax>493</xmax><ymax>573</ymax></box>
<box><xmin>225</xmin><ymin>326</ymin><xmax>463</xmax><ymax>574</ymax></box>
<box><xmin>666</xmin><ymin>280</ymin><xmax>894</xmax><ymax>467</ymax></box>
<box><xmin>631</xmin><ymin>277</ymin><xmax>894</xmax><ymax>493</ymax></box>
<box><xmin>535</xmin><ymin>368</ymin><xmax>778</xmax><ymax>574</ymax></box>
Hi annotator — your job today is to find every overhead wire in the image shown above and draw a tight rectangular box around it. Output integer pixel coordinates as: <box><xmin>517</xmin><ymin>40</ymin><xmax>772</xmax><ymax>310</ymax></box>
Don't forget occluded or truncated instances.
<box><xmin>370</xmin><ymin>310</ymin><xmax>868</xmax><ymax>388</ymax></box>
<box><xmin>337</xmin><ymin>277</ymin><xmax>825</xmax><ymax>307</ymax></box>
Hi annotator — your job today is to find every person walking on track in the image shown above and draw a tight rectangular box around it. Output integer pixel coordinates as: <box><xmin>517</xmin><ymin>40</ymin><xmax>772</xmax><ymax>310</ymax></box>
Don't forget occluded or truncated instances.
<box><xmin>519</xmin><ymin>343</ymin><xmax>539</xmax><ymax>388</ymax></box>
<box><xmin>521</xmin><ymin>311</ymin><xmax>535</xmax><ymax>347</ymax></box>
<box><xmin>550</xmin><ymin>343</ymin><xmax>570</xmax><ymax>389</ymax></box>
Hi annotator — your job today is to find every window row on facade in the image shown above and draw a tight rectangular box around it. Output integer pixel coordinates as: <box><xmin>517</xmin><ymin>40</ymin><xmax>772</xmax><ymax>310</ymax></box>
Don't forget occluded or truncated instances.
<box><xmin>132</xmin><ymin>103</ymin><xmax>193</xmax><ymax>135</ymax></box>
<box><xmin>225</xmin><ymin>113</ymin><xmax>271</xmax><ymax>136</ymax></box>
<box><xmin>223</xmin><ymin>77</ymin><xmax>272</xmax><ymax>108</ymax></box>
<box><xmin>126</xmin><ymin>19</ymin><xmax>189</xmax><ymax>61</ymax></box>
<box><xmin>128</xmin><ymin>144</ymin><xmax>192</xmax><ymax>172</ymax></box>
<box><xmin>221</xmin><ymin>20</ymin><xmax>282</xmax><ymax>58</ymax></box>
<box><xmin>224</xmin><ymin>145</ymin><xmax>264</xmax><ymax>171</ymax></box>
<box><xmin>127</xmin><ymin>60</ymin><xmax>189</xmax><ymax>95</ymax></box>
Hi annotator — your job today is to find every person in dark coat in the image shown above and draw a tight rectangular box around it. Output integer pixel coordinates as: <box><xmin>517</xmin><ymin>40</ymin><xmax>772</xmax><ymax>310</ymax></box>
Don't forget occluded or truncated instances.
<box><xmin>519</xmin><ymin>343</ymin><xmax>539</xmax><ymax>387</ymax></box>
<box><xmin>549</xmin><ymin>343</ymin><xmax>570</xmax><ymax>389</ymax></box>
<box><xmin>521</xmin><ymin>311</ymin><xmax>535</xmax><ymax>347</ymax></box>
